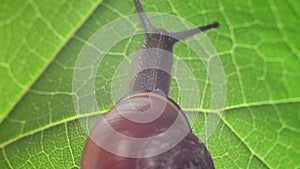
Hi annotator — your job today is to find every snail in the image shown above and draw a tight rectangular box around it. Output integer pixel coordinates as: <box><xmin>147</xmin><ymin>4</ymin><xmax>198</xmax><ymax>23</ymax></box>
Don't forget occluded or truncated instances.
<box><xmin>80</xmin><ymin>0</ymin><xmax>219</xmax><ymax>168</ymax></box>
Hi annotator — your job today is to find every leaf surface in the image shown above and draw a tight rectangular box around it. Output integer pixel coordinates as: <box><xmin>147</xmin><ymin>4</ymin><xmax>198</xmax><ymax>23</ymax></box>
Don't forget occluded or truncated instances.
<box><xmin>0</xmin><ymin>0</ymin><xmax>299</xmax><ymax>168</ymax></box>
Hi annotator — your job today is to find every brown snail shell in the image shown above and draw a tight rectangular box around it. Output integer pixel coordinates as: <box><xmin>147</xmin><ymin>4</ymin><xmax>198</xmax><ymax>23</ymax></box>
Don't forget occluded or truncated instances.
<box><xmin>80</xmin><ymin>92</ymin><xmax>214</xmax><ymax>169</ymax></box>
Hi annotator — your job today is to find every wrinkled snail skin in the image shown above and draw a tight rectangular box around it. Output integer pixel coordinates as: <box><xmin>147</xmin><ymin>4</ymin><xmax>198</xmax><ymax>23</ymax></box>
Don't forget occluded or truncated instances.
<box><xmin>128</xmin><ymin>0</ymin><xmax>219</xmax><ymax>95</ymax></box>
<box><xmin>80</xmin><ymin>0</ymin><xmax>218</xmax><ymax>168</ymax></box>
<box><xmin>80</xmin><ymin>93</ymin><xmax>214</xmax><ymax>169</ymax></box>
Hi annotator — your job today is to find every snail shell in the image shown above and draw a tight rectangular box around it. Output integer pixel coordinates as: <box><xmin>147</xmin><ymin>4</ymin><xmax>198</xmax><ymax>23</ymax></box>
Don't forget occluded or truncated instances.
<box><xmin>80</xmin><ymin>92</ymin><xmax>214</xmax><ymax>169</ymax></box>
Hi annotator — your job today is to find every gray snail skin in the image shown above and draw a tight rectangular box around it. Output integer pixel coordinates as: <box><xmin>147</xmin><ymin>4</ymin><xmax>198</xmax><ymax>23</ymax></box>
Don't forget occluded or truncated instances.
<box><xmin>80</xmin><ymin>0</ymin><xmax>219</xmax><ymax>168</ymax></box>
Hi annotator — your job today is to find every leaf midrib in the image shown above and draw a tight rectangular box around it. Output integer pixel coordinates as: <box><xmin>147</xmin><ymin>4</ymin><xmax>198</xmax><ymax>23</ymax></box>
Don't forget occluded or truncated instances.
<box><xmin>1</xmin><ymin>97</ymin><xmax>299</xmax><ymax>149</ymax></box>
<box><xmin>0</xmin><ymin>0</ymin><xmax>104</xmax><ymax>124</ymax></box>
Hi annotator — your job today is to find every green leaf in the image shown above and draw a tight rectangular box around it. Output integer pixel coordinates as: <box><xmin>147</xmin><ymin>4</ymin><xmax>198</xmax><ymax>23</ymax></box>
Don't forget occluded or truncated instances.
<box><xmin>1</xmin><ymin>0</ymin><xmax>300</xmax><ymax>168</ymax></box>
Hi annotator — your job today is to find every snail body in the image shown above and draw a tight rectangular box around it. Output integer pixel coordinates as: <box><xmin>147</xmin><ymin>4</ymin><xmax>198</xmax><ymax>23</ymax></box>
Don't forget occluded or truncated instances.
<box><xmin>81</xmin><ymin>0</ymin><xmax>219</xmax><ymax>168</ymax></box>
